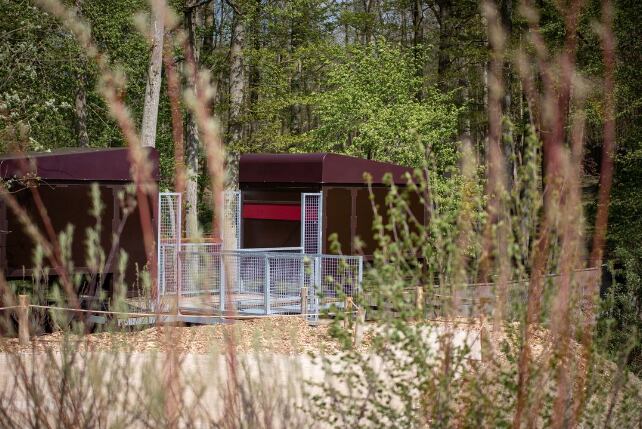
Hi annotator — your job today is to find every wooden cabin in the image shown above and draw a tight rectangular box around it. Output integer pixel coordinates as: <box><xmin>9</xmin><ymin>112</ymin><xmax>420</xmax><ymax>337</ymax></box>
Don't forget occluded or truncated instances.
<box><xmin>0</xmin><ymin>147</ymin><xmax>159</xmax><ymax>293</ymax></box>
<box><xmin>239</xmin><ymin>153</ymin><xmax>425</xmax><ymax>259</ymax></box>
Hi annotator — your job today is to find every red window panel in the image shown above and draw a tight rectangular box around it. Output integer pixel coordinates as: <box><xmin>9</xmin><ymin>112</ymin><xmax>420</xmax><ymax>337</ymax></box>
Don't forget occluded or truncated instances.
<box><xmin>242</xmin><ymin>203</ymin><xmax>301</xmax><ymax>221</ymax></box>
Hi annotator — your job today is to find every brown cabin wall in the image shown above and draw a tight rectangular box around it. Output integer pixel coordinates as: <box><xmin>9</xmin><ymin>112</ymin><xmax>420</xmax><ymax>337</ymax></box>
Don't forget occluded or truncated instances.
<box><xmin>322</xmin><ymin>186</ymin><xmax>392</xmax><ymax>258</ymax></box>
<box><xmin>322</xmin><ymin>185</ymin><xmax>425</xmax><ymax>259</ymax></box>
<box><xmin>0</xmin><ymin>182</ymin><xmax>151</xmax><ymax>294</ymax></box>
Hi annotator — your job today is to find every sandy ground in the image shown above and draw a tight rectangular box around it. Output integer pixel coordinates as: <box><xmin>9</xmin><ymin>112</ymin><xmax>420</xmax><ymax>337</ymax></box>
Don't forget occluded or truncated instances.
<box><xmin>0</xmin><ymin>318</ymin><xmax>482</xmax><ymax>427</ymax></box>
<box><xmin>0</xmin><ymin>317</ymin><xmax>483</xmax><ymax>355</ymax></box>
<box><xmin>0</xmin><ymin>317</ymin><xmax>343</xmax><ymax>355</ymax></box>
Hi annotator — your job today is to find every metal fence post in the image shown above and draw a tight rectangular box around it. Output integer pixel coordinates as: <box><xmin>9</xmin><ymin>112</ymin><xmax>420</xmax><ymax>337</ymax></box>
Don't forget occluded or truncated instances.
<box><xmin>315</xmin><ymin>256</ymin><xmax>321</xmax><ymax>295</ymax></box>
<box><xmin>220</xmin><ymin>253</ymin><xmax>226</xmax><ymax>312</ymax></box>
<box><xmin>357</xmin><ymin>256</ymin><xmax>363</xmax><ymax>292</ymax></box>
<box><xmin>175</xmin><ymin>251</ymin><xmax>181</xmax><ymax>314</ymax></box>
<box><xmin>313</xmin><ymin>256</ymin><xmax>321</xmax><ymax>321</ymax></box>
<box><xmin>317</xmin><ymin>191</ymin><xmax>323</xmax><ymax>254</ymax></box>
<box><xmin>264</xmin><ymin>255</ymin><xmax>271</xmax><ymax>314</ymax></box>
<box><xmin>156</xmin><ymin>195</ymin><xmax>162</xmax><ymax>309</ymax></box>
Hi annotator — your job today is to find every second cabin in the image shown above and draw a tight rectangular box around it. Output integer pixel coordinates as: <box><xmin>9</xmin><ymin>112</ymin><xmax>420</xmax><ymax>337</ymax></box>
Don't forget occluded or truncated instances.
<box><xmin>238</xmin><ymin>153</ymin><xmax>426</xmax><ymax>259</ymax></box>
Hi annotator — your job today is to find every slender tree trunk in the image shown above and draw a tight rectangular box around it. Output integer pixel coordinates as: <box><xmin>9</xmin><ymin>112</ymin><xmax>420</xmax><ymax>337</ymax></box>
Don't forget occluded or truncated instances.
<box><xmin>75</xmin><ymin>74</ymin><xmax>89</xmax><ymax>148</ymax></box>
<box><xmin>412</xmin><ymin>0</ymin><xmax>423</xmax><ymax>56</ymax></box>
<box><xmin>74</xmin><ymin>0</ymin><xmax>89</xmax><ymax>148</ymax></box>
<box><xmin>400</xmin><ymin>5</ymin><xmax>407</xmax><ymax>47</ymax></box>
<box><xmin>247</xmin><ymin>0</ymin><xmax>261</xmax><ymax>139</ymax></box>
<box><xmin>499</xmin><ymin>0</ymin><xmax>513</xmax><ymax>185</ymax></box>
<box><xmin>141</xmin><ymin>7</ymin><xmax>165</xmax><ymax>148</ymax></box>
<box><xmin>228</xmin><ymin>6</ymin><xmax>245</xmax><ymax>148</ymax></box>
<box><xmin>412</xmin><ymin>0</ymin><xmax>424</xmax><ymax>100</ymax></box>
<box><xmin>362</xmin><ymin>0</ymin><xmax>374</xmax><ymax>44</ymax></box>
<box><xmin>185</xmin><ymin>2</ymin><xmax>204</xmax><ymax>236</ymax></box>
<box><xmin>436</xmin><ymin>0</ymin><xmax>452</xmax><ymax>91</ymax></box>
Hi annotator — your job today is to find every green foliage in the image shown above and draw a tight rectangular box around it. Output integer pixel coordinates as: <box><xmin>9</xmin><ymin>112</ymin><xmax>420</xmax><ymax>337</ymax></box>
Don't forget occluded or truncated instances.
<box><xmin>311</xmin><ymin>125</ymin><xmax>642</xmax><ymax>427</ymax></box>
<box><xmin>310</xmin><ymin>41</ymin><xmax>460</xmax><ymax>169</ymax></box>
<box><xmin>0</xmin><ymin>0</ymin><xmax>78</xmax><ymax>150</ymax></box>
<box><xmin>599</xmin><ymin>250</ymin><xmax>642</xmax><ymax>375</ymax></box>
<box><xmin>0</xmin><ymin>0</ymin><xmax>150</xmax><ymax>151</ymax></box>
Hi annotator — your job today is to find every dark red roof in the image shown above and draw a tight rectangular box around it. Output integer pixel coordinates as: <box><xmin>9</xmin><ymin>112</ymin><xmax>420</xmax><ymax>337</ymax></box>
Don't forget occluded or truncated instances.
<box><xmin>239</xmin><ymin>153</ymin><xmax>414</xmax><ymax>185</ymax></box>
<box><xmin>0</xmin><ymin>147</ymin><xmax>160</xmax><ymax>182</ymax></box>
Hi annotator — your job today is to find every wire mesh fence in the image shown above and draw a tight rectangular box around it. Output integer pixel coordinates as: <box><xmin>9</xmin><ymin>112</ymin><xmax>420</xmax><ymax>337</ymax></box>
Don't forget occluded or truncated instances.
<box><xmin>157</xmin><ymin>191</ymin><xmax>362</xmax><ymax>321</ymax></box>
<box><xmin>158</xmin><ymin>193</ymin><xmax>181</xmax><ymax>297</ymax></box>
<box><xmin>173</xmin><ymin>250</ymin><xmax>362</xmax><ymax>319</ymax></box>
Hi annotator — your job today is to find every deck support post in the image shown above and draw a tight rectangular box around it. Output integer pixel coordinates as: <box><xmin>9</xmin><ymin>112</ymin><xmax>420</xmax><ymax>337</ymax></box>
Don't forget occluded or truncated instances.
<box><xmin>18</xmin><ymin>295</ymin><xmax>29</xmax><ymax>346</ymax></box>
<box><xmin>415</xmin><ymin>286</ymin><xmax>424</xmax><ymax>319</ymax></box>
<box><xmin>344</xmin><ymin>296</ymin><xmax>353</xmax><ymax>329</ymax></box>
<box><xmin>300</xmin><ymin>287</ymin><xmax>308</xmax><ymax>319</ymax></box>
<box><xmin>353</xmin><ymin>305</ymin><xmax>364</xmax><ymax>347</ymax></box>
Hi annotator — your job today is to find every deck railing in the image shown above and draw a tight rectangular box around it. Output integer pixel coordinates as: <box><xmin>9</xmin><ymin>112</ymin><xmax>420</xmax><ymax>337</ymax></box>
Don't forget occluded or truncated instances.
<box><xmin>160</xmin><ymin>247</ymin><xmax>362</xmax><ymax>321</ymax></box>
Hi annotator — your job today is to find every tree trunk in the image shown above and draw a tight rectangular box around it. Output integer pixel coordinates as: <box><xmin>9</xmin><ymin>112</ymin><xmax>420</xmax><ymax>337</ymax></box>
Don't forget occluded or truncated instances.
<box><xmin>75</xmin><ymin>74</ymin><xmax>89</xmax><ymax>148</ymax></box>
<box><xmin>141</xmin><ymin>8</ymin><xmax>165</xmax><ymax>148</ymax></box>
<box><xmin>436</xmin><ymin>0</ymin><xmax>452</xmax><ymax>91</ymax></box>
<box><xmin>74</xmin><ymin>0</ymin><xmax>89</xmax><ymax>148</ymax></box>
<box><xmin>412</xmin><ymin>0</ymin><xmax>423</xmax><ymax>56</ymax></box>
<box><xmin>185</xmin><ymin>2</ymin><xmax>204</xmax><ymax>236</ymax></box>
<box><xmin>499</xmin><ymin>0</ymin><xmax>513</xmax><ymax>186</ymax></box>
<box><xmin>412</xmin><ymin>0</ymin><xmax>423</xmax><ymax>99</ymax></box>
<box><xmin>228</xmin><ymin>7</ymin><xmax>245</xmax><ymax>148</ymax></box>
<box><xmin>247</xmin><ymin>0</ymin><xmax>261</xmax><ymax>139</ymax></box>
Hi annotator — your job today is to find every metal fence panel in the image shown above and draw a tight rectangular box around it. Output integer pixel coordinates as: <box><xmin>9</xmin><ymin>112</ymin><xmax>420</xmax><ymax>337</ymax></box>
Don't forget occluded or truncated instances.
<box><xmin>235</xmin><ymin>253</ymin><xmax>267</xmax><ymax>314</ymax></box>
<box><xmin>224</xmin><ymin>190</ymin><xmax>241</xmax><ymax>250</ymax></box>
<box><xmin>318</xmin><ymin>255</ymin><xmax>362</xmax><ymax>304</ymax></box>
<box><xmin>268</xmin><ymin>254</ymin><xmax>306</xmax><ymax>314</ymax></box>
<box><xmin>172</xmin><ymin>249</ymin><xmax>362</xmax><ymax>318</ymax></box>
<box><xmin>158</xmin><ymin>193</ymin><xmax>181</xmax><ymax>298</ymax></box>
<box><xmin>179</xmin><ymin>251</ymin><xmax>222</xmax><ymax>297</ymax></box>
<box><xmin>301</xmin><ymin>193</ymin><xmax>322</xmax><ymax>254</ymax></box>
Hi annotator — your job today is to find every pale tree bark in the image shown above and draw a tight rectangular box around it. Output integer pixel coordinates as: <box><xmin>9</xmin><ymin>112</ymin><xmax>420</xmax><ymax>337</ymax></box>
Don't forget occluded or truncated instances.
<box><xmin>75</xmin><ymin>75</ymin><xmax>89</xmax><ymax>147</ymax></box>
<box><xmin>228</xmin><ymin>1</ymin><xmax>245</xmax><ymax>148</ymax></box>
<box><xmin>185</xmin><ymin>1</ymin><xmax>205</xmax><ymax>236</ymax></box>
<box><xmin>141</xmin><ymin>6</ymin><xmax>165</xmax><ymax>148</ymax></box>
<box><xmin>74</xmin><ymin>0</ymin><xmax>89</xmax><ymax>148</ymax></box>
